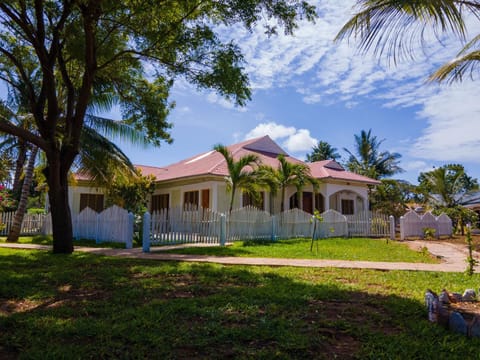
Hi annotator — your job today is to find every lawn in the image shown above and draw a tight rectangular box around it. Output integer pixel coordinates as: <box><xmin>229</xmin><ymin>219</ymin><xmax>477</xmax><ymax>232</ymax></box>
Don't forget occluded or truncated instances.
<box><xmin>0</xmin><ymin>235</ymin><xmax>127</xmax><ymax>249</ymax></box>
<box><xmin>1</xmin><ymin>248</ymin><xmax>478</xmax><ymax>359</ymax></box>
<box><xmin>160</xmin><ymin>237</ymin><xmax>439</xmax><ymax>263</ymax></box>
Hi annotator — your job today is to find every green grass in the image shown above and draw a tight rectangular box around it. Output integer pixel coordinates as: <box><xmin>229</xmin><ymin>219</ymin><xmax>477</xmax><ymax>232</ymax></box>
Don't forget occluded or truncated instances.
<box><xmin>0</xmin><ymin>248</ymin><xmax>478</xmax><ymax>359</ymax></box>
<box><xmin>0</xmin><ymin>235</ymin><xmax>127</xmax><ymax>249</ymax></box>
<box><xmin>160</xmin><ymin>237</ymin><xmax>438</xmax><ymax>263</ymax></box>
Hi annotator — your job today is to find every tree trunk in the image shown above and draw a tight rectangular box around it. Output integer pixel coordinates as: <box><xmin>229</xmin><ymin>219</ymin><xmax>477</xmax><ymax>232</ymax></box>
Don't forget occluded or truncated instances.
<box><xmin>7</xmin><ymin>146</ymin><xmax>38</xmax><ymax>242</ymax></box>
<box><xmin>45</xmin><ymin>153</ymin><xmax>74</xmax><ymax>254</ymax></box>
<box><xmin>12</xmin><ymin>142</ymin><xmax>27</xmax><ymax>196</ymax></box>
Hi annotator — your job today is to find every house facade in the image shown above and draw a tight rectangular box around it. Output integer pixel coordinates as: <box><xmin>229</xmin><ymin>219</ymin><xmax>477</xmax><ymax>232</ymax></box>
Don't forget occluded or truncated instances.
<box><xmin>70</xmin><ymin>135</ymin><xmax>379</xmax><ymax>216</ymax></box>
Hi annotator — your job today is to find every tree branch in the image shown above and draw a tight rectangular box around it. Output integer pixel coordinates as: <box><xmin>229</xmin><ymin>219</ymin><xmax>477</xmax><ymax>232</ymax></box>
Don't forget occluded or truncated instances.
<box><xmin>0</xmin><ymin>118</ymin><xmax>46</xmax><ymax>150</ymax></box>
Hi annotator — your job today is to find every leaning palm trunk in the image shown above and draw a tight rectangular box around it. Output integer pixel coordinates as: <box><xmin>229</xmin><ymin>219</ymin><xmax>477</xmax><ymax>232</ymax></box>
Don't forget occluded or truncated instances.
<box><xmin>7</xmin><ymin>146</ymin><xmax>38</xmax><ymax>242</ymax></box>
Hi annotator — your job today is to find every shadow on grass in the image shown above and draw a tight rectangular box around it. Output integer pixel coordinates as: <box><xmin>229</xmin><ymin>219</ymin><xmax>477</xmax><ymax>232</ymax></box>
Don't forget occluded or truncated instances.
<box><xmin>0</xmin><ymin>248</ymin><xmax>478</xmax><ymax>359</ymax></box>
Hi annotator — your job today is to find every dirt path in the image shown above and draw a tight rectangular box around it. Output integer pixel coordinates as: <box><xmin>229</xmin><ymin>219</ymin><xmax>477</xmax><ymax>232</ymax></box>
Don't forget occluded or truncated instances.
<box><xmin>0</xmin><ymin>240</ymin><xmax>476</xmax><ymax>273</ymax></box>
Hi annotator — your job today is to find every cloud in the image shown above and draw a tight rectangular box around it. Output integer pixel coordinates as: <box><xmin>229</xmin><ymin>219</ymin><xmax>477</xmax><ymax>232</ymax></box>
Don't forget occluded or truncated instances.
<box><xmin>206</xmin><ymin>93</ymin><xmax>247</xmax><ymax>112</ymax></box>
<box><xmin>202</xmin><ymin>1</ymin><xmax>480</xmax><ymax>166</ymax></box>
<box><xmin>245</xmin><ymin>122</ymin><xmax>317</xmax><ymax>153</ymax></box>
<box><xmin>282</xmin><ymin>129</ymin><xmax>318</xmax><ymax>153</ymax></box>
<box><xmin>410</xmin><ymin>81</ymin><xmax>480</xmax><ymax>163</ymax></box>
<box><xmin>245</xmin><ymin>122</ymin><xmax>296</xmax><ymax>140</ymax></box>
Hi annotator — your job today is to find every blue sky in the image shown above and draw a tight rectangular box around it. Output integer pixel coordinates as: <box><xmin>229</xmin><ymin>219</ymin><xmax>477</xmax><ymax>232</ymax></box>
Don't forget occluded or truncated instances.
<box><xmin>3</xmin><ymin>1</ymin><xmax>479</xmax><ymax>185</ymax></box>
<box><xmin>116</xmin><ymin>1</ymin><xmax>480</xmax><ymax>184</ymax></box>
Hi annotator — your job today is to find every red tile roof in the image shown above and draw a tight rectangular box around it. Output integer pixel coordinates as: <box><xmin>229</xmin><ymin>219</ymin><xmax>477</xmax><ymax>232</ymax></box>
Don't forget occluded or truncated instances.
<box><xmin>74</xmin><ymin>135</ymin><xmax>379</xmax><ymax>186</ymax></box>
<box><xmin>147</xmin><ymin>135</ymin><xmax>303</xmax><ymax>181</ymax></box>
<box><xmin>308</xmin><ymin>160</ymin><xmax>380</xmax><ymax>185</ymax></box>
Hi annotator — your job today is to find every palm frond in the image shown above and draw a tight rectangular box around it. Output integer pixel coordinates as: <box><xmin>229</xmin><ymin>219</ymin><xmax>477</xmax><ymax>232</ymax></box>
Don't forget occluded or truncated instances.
<box><xmin>85</xmin><ymin>114</ymin><xmax>152</xmax><ymax>147</ymax></box>
<box><xmin>76</xmin><ymin>126</ymin><xmax>136</xmax><ymax>186</ymax></box>
<box><xmin>336</xmin><ymin>0</ymin><xmax>469</xmax><ymax>65</ymax></box>
<box><xmin>430</xmin><ymin>37</ymin><xmax>480</xmax><ymax>82</ymax></box>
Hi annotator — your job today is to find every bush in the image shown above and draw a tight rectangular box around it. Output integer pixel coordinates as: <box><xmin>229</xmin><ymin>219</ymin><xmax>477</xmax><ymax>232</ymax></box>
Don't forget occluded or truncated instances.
<box><xmin>422</xmin><ymin>227</ymin><xmax>436</xmax><ymax>240</ymax></box>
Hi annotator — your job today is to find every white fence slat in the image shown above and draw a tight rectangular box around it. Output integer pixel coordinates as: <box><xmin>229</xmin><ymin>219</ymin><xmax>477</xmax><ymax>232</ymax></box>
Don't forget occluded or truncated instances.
<box><xmin>399</xmin><ymin>210</ymin><xmax>452</xmax><ymax>239</ymax></box>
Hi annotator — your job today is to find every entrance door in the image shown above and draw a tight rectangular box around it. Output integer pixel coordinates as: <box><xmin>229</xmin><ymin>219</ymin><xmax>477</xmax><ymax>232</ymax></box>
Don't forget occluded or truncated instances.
<box><xmin>303</xmin><ymin>192</ymin><xmax>313</xmax><ymax>214</ymax></box>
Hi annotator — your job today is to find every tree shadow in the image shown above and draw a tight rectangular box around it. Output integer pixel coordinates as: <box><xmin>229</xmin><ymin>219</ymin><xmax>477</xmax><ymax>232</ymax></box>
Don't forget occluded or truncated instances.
<box><xmin>0</xmin><ymin>249</ymin><xmax>479</xmax><ymax>359</ymax></box>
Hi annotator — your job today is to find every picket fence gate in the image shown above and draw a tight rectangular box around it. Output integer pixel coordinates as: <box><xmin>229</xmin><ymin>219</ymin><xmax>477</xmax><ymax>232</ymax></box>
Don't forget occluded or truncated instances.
<box><xmin>73</xmin><ymin>205</ymin><xmax>134</xmax><ymax>248</ymax></box>
<box><xmin>142</xmin><ymin>206</ymin><xmax>395</xmax><ymax>252</ymax></box>
<box><xmin>0</xmin><ymin>206</ymin><xmax>134</xmax><ymax>248</ymax></box>
<box><xmin>399</xmin><ymin>210</ymin><xmax>452</xmax><ymax>240</ymax></box>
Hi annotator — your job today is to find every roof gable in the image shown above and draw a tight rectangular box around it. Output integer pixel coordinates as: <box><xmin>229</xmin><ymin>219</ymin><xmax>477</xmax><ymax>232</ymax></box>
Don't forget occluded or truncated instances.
<box><xmin>242</xmin><ymin>136</ymin><xmax>287</xmax><ymax>156</ymax></box>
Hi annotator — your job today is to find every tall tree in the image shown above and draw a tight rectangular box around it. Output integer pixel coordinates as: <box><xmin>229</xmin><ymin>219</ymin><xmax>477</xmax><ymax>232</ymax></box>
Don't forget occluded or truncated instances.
<box><xmin>417</xmin><ymin>164</ymin><xmax>479</xmax><ymax>233</ymax></box>
<box><xmin>0</xmin><ymin>1</ymin><xmax>316</xmax><ymax>253</ymax></box>
<box><xmin>214</xmin><ymin>144</ymin><xmax>260</xmax><ymax>214</ymax></box>
<box><xmin>344</xmin><ymin>129</ymin><xmax>403</xmax><ymax>179</ymax></box>
<box><xmin>306</xmin><ymin>141</ymin><xmax>341</xmax><ymax>162</ymax></box>
<box><xmin>417</xmin><ymin>164</ymin><xmax>478</xmax><ymax>207</ymax></box>
<box><xmin>6</xmin><ymin>146</ymin><xmax>38</xmax><ymax>242</ymax></box>
<box><xmin>336</xmin><ymin>0</ymin><xmax>480</xmax><ymax>83</ymax></box>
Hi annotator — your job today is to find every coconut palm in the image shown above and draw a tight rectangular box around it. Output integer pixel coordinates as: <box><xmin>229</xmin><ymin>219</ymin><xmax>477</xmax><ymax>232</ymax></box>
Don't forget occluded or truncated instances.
<box><xmin>336</xmin><ymin>0</ymin><xmax>480</xmax><ymax>83</ymax></box>
<box><xmin>344</xmin><ymin>129</ymin><xmax>403</xmax><ymax>180</ymax></box>
<box><xmin>260</xmin><ymin>154</ymin><xmax>318</xmax><ymax>212</ymax></box>
<box><xmin>0</xmin><ymin>91</ymin><xmax>148</xmax><ymax>242</ymax></box>
<box><xmin>213</xmin><ymin>144</ymin><xmax>260</xmax><ymax>213</ymax></box>
<box><xmin>306</xmin><ymin>141</ymin><xmax>341</xmax><ymax>162</ymax></box>
<box><xmin>418</xmin><ymin>164</ymin><xmax>478</xmax><ymax>207</ymax></box>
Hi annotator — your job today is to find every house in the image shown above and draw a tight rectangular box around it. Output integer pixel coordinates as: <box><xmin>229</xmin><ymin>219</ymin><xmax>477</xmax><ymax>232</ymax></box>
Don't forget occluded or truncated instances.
<box><xmin>69</xmin><ymin>135</ymin><xmax>380</xmax><ymax>216</ymax></box>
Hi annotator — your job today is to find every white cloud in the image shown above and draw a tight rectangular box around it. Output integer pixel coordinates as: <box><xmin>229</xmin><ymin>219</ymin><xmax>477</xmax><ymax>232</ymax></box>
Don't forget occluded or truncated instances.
<box><xmin>196</xmin><ymin>1</ymin><xmax>480</xmax><ymax>166</ymax></box>
<box><xmin>245</xmin><ymin>122</ymin><xmax>317</xmax><ymax>153</ymax></box>
<box><xmin>282</xmin><ymin>129</ymin><xmax>318</xmax><ymax>152</ymax></box>
<box><xmin>206</xmin><ymin>93</ymin><xmax>247</xmax><ymax>112</ymax></box>
<box><xmin>245</xmin><ymin>122</ymin><xmax>296</xmax><ymax>140</ymax></box>
<box><xmin>402</xmin><ymin>160</ymin><xmax>432</xmax><ymax>173</ymax></box>
<box><xmin>410</xmin><ymin>81</ymin><xmax>480</xmax><ymax>162</ymax></box>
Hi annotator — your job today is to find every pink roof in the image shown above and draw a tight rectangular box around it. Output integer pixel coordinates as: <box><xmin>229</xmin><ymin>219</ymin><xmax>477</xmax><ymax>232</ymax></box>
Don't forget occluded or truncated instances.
<box><xmin>149</xmin><ymin>135</ymin><xmax>304</xmax><ymax>182</ymax></box>
<box><xmin>74</xmin><ymin>136</ymin><xmax>379</xmax><ymax>186</ymax></box>
<box><xmin>308</xmin><ymin>160</ymin><xmax>380</xmax><ymax>185</ymax></box>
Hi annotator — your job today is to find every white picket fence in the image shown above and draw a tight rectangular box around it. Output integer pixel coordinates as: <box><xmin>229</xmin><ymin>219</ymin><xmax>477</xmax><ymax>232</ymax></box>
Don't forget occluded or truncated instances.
<box><xmin>399</xmin><ymin>210</ymin><xmax>452</xmax><ymax>240</ymax></box>
<box><xmin>0</xmin><ymin>211</ymin><xmax>50</xmax><ymax>236</ymax></box>
<box><xmin>149</xmin><ymin>206</ymin><xmax>222</xmax><ymax>245</ymax></box>
<box><xmin>0</xmin><ymin>206</ymin><xmax>134</xmax><ymax>248</ymax></box>
<box><xmin>142</xmin><ymin>206</ymin><xmax>395</xmax><ymax>251</ymax></box>
<box><xmin>73</xmin><ymin>205</ymin><xmax>134</xmax><ymax>247</ymax></box>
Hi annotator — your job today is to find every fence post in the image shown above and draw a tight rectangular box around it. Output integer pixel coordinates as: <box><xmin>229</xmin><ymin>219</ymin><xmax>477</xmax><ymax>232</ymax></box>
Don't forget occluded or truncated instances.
<box><xmin>126</xmin><ymin>212</ymin><xmax>134</xmax><ymax>249</ymax></box>
<box><xmin>95</xmin><ymin>212</ymin><xmax>100</xmax><ymax>244</ymax></box>
<box><xmin>271</xmin><ymin>215</ymin><xmax>277</xmax><ymax>241</ymax></box>
<box><xmin>219</xmin><ymin>214</ymin><xmax>226</xmax><ymax>246</ymax></box>
<box><xmin>142</xmin><ymin>212</ymin><xmax>151</xmax><ymax>253</ymax></box>
<box><xmin>389</xmin><ymin>215</ymin><xmax>395</xmax><ymax>240</ymax></box>
<box><xmin>399</xmin><ymin>216</ymin><xmax>405</xmax><ymax>240</ymax></box>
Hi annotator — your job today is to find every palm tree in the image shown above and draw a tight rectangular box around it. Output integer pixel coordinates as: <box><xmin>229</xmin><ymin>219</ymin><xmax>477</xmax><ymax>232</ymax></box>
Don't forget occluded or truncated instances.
<box><xmin>306</xmin><ymin>141</ymin><xmax>341</xmax><ymax>162</ymax></box>
<box><xmin>213</xmin><ymin>144</ymin><xmax>260</xmax><ymax>213</ymax></box>
<box><xmin>418</xmin><ymin>164</ymin><xmax>478</xmax><ymax>207</ymax></box>
<box><xmin>344</xmin><ymin>129</ymin><xmax>403</xmax><ymax>180</ymax></box>
<box><xmin>6</xmin><ymin>146</ymin><xmax>38</xmax><ymax>242</ymax></box>
<box><xmin>336</xmin><ymin>0</ymin><xmax>480</xmax><ymax>83</ymax></box>
<box><xmin>0</xmin><ymin>92</ymin><xmax>148</xmax><ymax>242</ymax></box>
<box><xmin>260</xmin><ymin>154</ymin><xmax>318</xmax><ymax>212</ymax></box>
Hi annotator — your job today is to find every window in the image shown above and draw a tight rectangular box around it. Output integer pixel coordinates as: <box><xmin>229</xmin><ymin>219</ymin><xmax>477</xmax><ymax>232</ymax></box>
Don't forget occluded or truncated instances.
<box><xmin>242</xmin><ymin>191</ymin><xmax>265</xmax><ymax>210</ymax></box>
<box><xmin>184</xmin><ymin>190</ymin><xmax>199</xmax><ymax>209</ymax></box>
<box><xmin>341</xmin><ymin>199</ymin><xmax>354</xmax><ymax>215</ymax></box>
<box><xmin>79</xmin><ymin>194</ymin><xmax>104</xmax><ymax>213</ymax></box>
<box><xmin>151</xmin><ymin>194</ymin><xmax>169</xmax><ymax>212</ymax></box>
<box><xmin>289</xmin><ymin>193</ymin><xmax>299</xmax><ymax>209</ymax></box>
<box><xmin>201</xmin><ymin>189</ymin><xmax>210</xmax><ymax>209</ymax></box>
